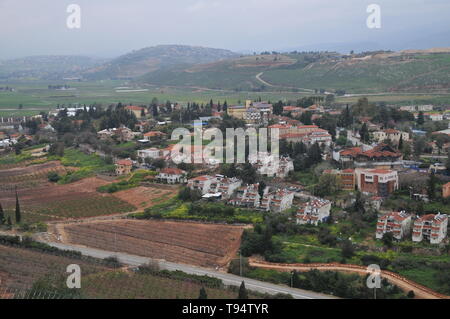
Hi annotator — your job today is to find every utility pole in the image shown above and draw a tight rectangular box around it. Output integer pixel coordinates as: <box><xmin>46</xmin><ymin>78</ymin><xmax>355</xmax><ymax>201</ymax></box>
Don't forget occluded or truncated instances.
<box><xmin>239</xmin><ymin>249</ymin><xmax>242</xmax><ymax>277</ymax></box>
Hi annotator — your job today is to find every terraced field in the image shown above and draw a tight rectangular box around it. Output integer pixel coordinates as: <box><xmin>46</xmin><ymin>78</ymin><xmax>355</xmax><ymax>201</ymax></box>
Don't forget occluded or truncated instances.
<box><xmin>60</xmin><ymin>220</ymin><xmax>244</xmax><ymax>268</ymax></box>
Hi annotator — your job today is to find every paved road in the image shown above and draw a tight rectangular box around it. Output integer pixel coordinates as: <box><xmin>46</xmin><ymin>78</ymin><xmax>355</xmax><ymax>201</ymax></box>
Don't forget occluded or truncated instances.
<box><xmin>41</xmin><ymin>241</ymin><xmax>336</xmax><ymax>299</ymax></box>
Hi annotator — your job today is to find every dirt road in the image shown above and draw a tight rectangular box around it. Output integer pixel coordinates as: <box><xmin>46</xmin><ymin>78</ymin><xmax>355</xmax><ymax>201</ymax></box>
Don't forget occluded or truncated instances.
<box><xmin>249</xmin><ymin>258</ymin><xmax>449</xmax><ymax>299</ymax></box>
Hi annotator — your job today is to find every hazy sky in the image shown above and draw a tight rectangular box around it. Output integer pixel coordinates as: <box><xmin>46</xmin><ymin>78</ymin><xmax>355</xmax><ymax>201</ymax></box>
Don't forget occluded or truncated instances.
<box><xmin>1</xmin><ymin>0</ymin><xmax>450</xmax><ymax>59</ymax></box>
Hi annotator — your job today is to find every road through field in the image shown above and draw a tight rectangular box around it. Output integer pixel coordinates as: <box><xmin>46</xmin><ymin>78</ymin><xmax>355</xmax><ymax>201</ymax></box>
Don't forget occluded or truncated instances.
<box><xmin>249</xmin><ymin>259</ymin><xmax>449</xmax><ymax>299</ymax></box>
<box><xmin>38</xmin><ymin>240</ymin><xmax>336</xmax><ymax>299</ymax></box>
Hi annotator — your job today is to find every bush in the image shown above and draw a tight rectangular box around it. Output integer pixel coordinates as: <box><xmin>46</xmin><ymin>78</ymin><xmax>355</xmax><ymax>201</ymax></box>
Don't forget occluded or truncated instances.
<box><xmin>47</xmin><ymin>171</ymin><xmax>61</xmax><ymax>183</ymax></box>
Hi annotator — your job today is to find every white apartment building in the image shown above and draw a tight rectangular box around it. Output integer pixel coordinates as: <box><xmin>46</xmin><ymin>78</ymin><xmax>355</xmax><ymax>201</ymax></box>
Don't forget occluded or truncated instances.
<box><xmin>412</xmin><ymin>213</ymin><xmax>448</xmax><ymax>244</ymax></box>
<box><xmin>260</xmin><ymin>189</ymin><xmax>294</xmax><ymax>213</ymax></box>
<box><xmin>296</xmin><ymin>198</ymin><xmax>332</xmax><ymax>226</ymax></box>
<box><xmin>376</xmin><ymin>211</ymin><xmax>412</xmax><ymax>240</ymax></box>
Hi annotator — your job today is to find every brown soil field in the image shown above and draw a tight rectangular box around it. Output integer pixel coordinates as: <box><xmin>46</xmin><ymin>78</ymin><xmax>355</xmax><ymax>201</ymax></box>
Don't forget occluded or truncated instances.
<box><xmin>0</xmin><ymin>244</ymin><xmax>109</xmax><ymax>292</ymax></box>
<box><xmin>0</xmin><ymin>166</ymin><xmax>136</xmax><ymax>222</ymax></box>
<box><xmin>59</xmin><ymin>219</ymin><xmax>244</xmax><ymax>268</ymax></box>
<box><xmin>0</xmin><ymin>161</ymin><xmax>72</xmax><ymax>185</ymax></box>
<box><xmin>112</xmin><ymin>185</ymin><xmax>179</xmax><ymax>209</ymax></box>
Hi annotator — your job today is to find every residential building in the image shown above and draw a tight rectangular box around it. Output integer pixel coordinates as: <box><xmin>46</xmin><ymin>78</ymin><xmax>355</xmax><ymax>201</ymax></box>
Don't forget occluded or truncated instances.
<box><xmin>97</xmin><ymin>126</ymin><xmax>135</xmax><ymax>142</ymax></box>
<box><xmin>250</xmin><ymin>153</ymin><xmax>294</xmax><ymax>178</ymax></box>
<box><xmin>187</xmin><ymin>175</ymin><xmax>215</xmax><ymax>195</ymax></box>
<box><xmin>115</xmin><ymin>159</ymin><xmax>133</xmax><ymax>175</ymax></box>
<box><xmin>227</xmin><ymin>100</ymin><xmax>272</xmax><ymax>124</ymax></box>
<box><xmin>376</xmin><ymin>211</ymin><xmax>412</xmax><ymax>240</ymax></box>
<box><xmin>143</xmin><ymin>131</ymin><xmax>167</xmax><ymax>141</ymax></box>
<box><xmin>187</xmin><ymin>175</ymin><xmax>242</xmax><ymax>199</ymax></box>
<box><xmin>355</xmin><ymin>168</ymin><xmax>399</xmax><ymax>197</ymax></box>
<box><xmin>296</xmin><ymin>198</ymin><xmax>332</xmax><ymax>226</ymax></box>
<box><xmin>323</xmin><ymin>169</ymin><xmax>355</xmax><ymax>191</ymax></box>
<box><xmin>335</xmin><ymin>144</ymin><xmax>403</xmax><ymax>168</ymax></box>
<box><xmin>137</xmin><ymin>148</ymin><xmax>161</xmax><ymax>161</ymax></box>
<box><xmin>157</xmin><ymin>168</ymin><xmax>187</xmax><ymax>184</ymax></box>
<box><xmin>260</xmin><ymin>188</ymin><xmax>294</xmax><ymax>213</ymax></box>
<box><xmin>229</xmin><ymin>183</ymin><xmax>262</xmax><ymax>208</ymax></box>
<box><xmin>412</xmin><ymin>213</ymin><xmax>448</xmax><ymax>244</ymax></box>
<box><xmin>125</xmin><ymin>105</ymin><xmax>146</xmax><ymax>118</ymax></box>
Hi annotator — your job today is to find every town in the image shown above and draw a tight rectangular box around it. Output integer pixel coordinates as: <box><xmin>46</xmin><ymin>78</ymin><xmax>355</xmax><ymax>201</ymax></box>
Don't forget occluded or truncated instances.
<box><xmin>1</xmin><ymin>92</ymin><xmax>450</xmax><ymax>299</ymax></box>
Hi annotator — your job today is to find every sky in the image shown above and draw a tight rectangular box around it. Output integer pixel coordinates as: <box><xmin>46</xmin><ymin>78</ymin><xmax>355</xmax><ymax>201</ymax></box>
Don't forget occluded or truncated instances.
<box><xmin>0</xmin><ymin>0</ymin><xmax>450</xmax><ymax>59</ymax></box>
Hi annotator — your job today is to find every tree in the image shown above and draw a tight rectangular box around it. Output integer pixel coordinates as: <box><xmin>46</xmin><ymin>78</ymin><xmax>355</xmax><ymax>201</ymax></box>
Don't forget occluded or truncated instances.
<box><xmin>315</xmin><ymin>174</ymin><xmax>342</xmax><ymax>197</ymax></box>
<box><xmin>0</xmin><ymin>202</ymin><xmax>4</xmax><ymax>224</ymax></box>
<box><xmin>446</xmin><ymin>152</ymin><xmax>450</xmax><ymax>174</ymax></box>
<box><xmin>341</xmin><ymin>240</ymin><xmax>355</xmax><ymax>258</ymax></box>
<box><xmin>381</xmin><ymin>232</ymin><xmax>393</xmax><ymax>248</ymax></box>
<box><xmin>15</xmin><ymin>187</ymin><xmax>21</xmax><ymax>224</ymax></box>
<box><xmin>427</xmin><ymin>172</ymin><xmax>437</xmax><ymax>200</ymax></box>
<box><xmin>359</xmin><ymin>123</ymin><xmax>370</xmax><ymax>143</ymax></box>
<box><xmin>300</xmin><ymin>111</ymin><xmax>313</xmax><ymax>125</ymax></box>
<box><xmin>417</xmin><ymin>111</ymin><xmax>425</xmax><ymax>125</ymax></box>
<box><xmin>238</xmin><ymin>281</ymin><xmax>248</xmax><ymax>299</ymax></box>
<box><xmin>198</xmin><ymin>287</ymin><xmax>208</xmax><ymax>299</ymax></box>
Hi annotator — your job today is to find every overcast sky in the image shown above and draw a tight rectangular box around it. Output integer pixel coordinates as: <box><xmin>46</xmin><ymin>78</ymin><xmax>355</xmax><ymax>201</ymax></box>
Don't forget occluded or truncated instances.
<box><xmin>1</xmin><ymin>0</ymin><xmax>449</xmax><ymax>59</ymax></box>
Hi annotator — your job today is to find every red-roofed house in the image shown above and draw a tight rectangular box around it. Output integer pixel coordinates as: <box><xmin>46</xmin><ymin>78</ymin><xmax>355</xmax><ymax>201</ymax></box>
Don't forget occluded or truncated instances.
<box><xmin>143</xmin><ymin>131</ymin><xmax>167</xmax><ymax>141</ymax></box>
<box><xmin>115</xmin><ymin>159</ymin><xmax>133</xmax><ymax>175</ymax></box>
<box><xmin>125</xmin><ymin>105</ymin><xmax>146</xmax><ymax>118</ymax></box>
<box><xmin>376</xmin><ymin>211</ymin><xmax>412</xmax><ymax>240</ymax></box>
<box><xmin>412</xmin><ymin>213</ymin><xmax>448</xmax><ymax>244</ymax></box>
<box><xmin>296</xmin><ymin>198</ymin><xmax>331</xmax><ymax>226</ymax></box>
<box><xmin>157</xmin><ymin>168</ymin><xmax>187</xmax><ymax>184</ymax></box>
<box><xmin>260</xmin><ymin>188</ymin><xmax>294</xmax><ymax>212</ymax></box>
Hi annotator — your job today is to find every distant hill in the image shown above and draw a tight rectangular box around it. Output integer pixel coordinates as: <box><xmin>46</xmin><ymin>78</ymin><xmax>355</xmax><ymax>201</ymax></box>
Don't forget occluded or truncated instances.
<box><xmin>83</xmin><ymin>45</ymin><xmax>239</xmax><ymax>80</ymax></box>
<box><xmin>0</xmin><ymin>56</ymin><xmax>107</xmax><ymax>80</ymax></box>
<box><xmin>140</xmin><ymin>48</ymin><xmax>450</xmax><ymax>93</ymax></box>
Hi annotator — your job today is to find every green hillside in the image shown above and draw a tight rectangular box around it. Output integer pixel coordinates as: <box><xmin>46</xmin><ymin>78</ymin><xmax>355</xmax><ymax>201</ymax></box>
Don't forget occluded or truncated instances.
<box><xmin>84</xmin><ymin>45</ymin><xmax>238</xmax><ymax>80</ymax></box>
<box><xmin>140</xmin><ymin>49</ymin><xmax>450</xmax><ymax>94</ymax></box>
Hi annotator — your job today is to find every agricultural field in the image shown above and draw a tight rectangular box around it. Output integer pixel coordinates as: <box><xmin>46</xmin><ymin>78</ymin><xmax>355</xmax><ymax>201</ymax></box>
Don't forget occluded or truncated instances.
<box><xmin>0</xmin><ymin>244</ymin><xmax>109</xmax><ymax>294</ymax></box>
<box><xmin>0</xmin><ymin>158</ymin><xmax>136</xmax><ymax>223</ymax></box>
<box><xmin>111</xmin><ymin>185</ymin><xmax>178</xmax><ymax>210</ymax></box>
<box><xmin>0</xmin><ymin>243</ymin><xmax>261</xmax><ymax>299</ymax></box>
<box><xmin>58</xmin><ymin>219</ymin><xmax>245</xmax><ymax>268</ymax></box>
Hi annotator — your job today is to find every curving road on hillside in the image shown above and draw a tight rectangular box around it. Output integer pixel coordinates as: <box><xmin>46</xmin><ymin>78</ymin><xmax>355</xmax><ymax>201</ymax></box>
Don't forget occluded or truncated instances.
<box><xmin>249</xmin><ymin>259</ymin><xmax>449</xmax><ymax>299</ymax></box>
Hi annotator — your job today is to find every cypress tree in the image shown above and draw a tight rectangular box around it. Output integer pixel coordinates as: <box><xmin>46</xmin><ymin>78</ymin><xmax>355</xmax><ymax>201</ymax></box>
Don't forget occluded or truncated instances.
<box><xmin>0</xmin><ymin>202</ymin><xmax>4</xmax><ymax>224</ymax></box>
<box><xmin>15</xmin><ymin>187</ymin><xmax>21</xmax><ymax>224</ymax></box>
<box><xmin>198</xmin><ymin>287</ymin><xmax>208</xmax><ymax>299</ymax></box>
<box><xmin>238</xmin><ymin>281</ymin><xmax>248</xmax><ymax>299</ymax></box>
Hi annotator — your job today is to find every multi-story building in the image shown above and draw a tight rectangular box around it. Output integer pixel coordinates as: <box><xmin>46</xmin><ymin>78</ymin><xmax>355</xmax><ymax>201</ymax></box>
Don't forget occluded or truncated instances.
<box><xmin>227</xmin><ymin>100</ymin><xmax>272</xmax><ymax>124</ymax></box>
<box><xmin>187</xmin><ymin>175</ymin><xmax>215</xmax><ymax>194</ymax></box>
<box><xmin>229</xmin><ymin>183</ymin><xmax>262</xmax><ymax>208</ymax></box>
<box><xmin>137</xmin><ymin>148</ymin><xmax>161</xmax><ymax>161</ymax></box>
<box><xmin>355</xmin><ymin>168</ymin><xmax>398</xmax><ymax>197</ymax></box>
<box><xmin>115</xmin><ymin>159</ymin><xmax>133</xmax><ymax>175</ymax></box>
<box><xmin>157</xmin><ymin>168</ymin><xmax>187</xmax><ymax>184</ymax></box>
<box><xmin>323</xmin><ymin>169</ymin><xmax>356</xmax><ymax>191</ymax></box>
<box><xmin>412</xmin><ymin>214</ymin><xmax>448</xmax><ymax>244</ymax></box>
<box><xmin>376</xmin><ymin>211</ymin><xmax>412</xmax><ymax>240</ymax></box>
<box><xmin>260</xmin><ymin>189</ymin><xmax>294</xmax><ymax>213</ymax></box>
<box><xmin>187</xmin><ymin>175</ymin><xmax>242</xmax><ymax>199</ymax></box>
<box><xmin>125</xmin><ymin>105</ymin><xmax>146</xmax><ymax>118</ymax></box>
<box><xmin>335</xmin><ymin>144</ymin><xmax>403</xmax><ymax>168</ymax></box>
<box><xmin>250</xmin><ymin>153</ymin><xmax>294</xmax><ymax>178</ymax></box>
<box><xmin>296</xmin><ymin>198</ymin><xmax>332</xmax><ymax>226</ymax></box>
